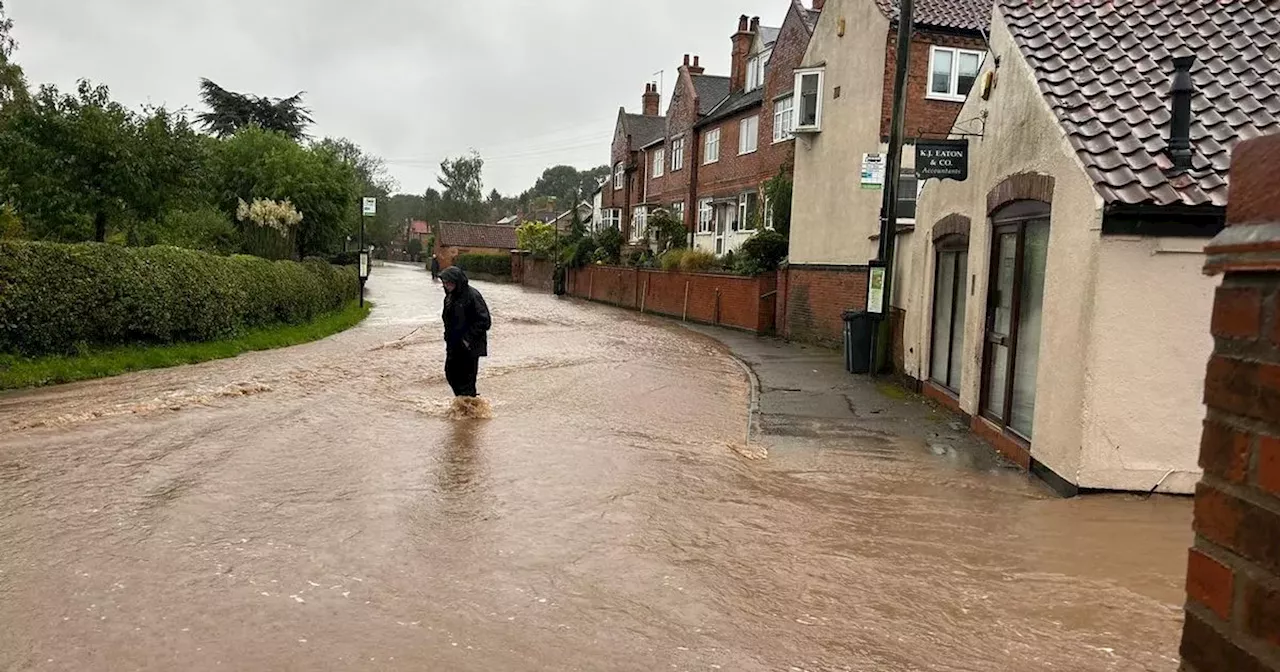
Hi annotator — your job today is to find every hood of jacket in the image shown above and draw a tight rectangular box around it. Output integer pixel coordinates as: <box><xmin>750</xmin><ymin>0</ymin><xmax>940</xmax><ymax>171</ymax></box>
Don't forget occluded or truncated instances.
<box><xmin>440</xmin><ymin>266</ymin><xmax>469</xmax><ymax>293</ymax></box>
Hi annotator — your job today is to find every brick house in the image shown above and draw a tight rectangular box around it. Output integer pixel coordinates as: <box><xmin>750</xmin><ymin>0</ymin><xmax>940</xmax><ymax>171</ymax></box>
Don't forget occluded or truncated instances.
<box><xmin>784</xmin><ymin>0</ymin><xmax>993</xmax><ymax>344</ymax></box>
<box><xmin>601</xmin><ymin>84</ymin><xmax>668</xmax><ymax>242</ymax></box>
<box><xmin>898</xmin><ymin>0</ymin><xmax>1278</xmax><ymax>494</ymax></box>
<box><xmin>432</xmin><ymin>222</ymin><xmax>519</xmax><ymax>268</ymax></box>
<box><xmin>601</xmin><ymin>1</ymin><xmax>822</xmax><ymax>253</ymax></box>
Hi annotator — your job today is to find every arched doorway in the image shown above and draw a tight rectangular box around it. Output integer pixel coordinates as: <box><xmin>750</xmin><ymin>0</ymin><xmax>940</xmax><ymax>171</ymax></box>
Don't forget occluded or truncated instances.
<box><xmin>981</xmin><ymin>199</ymin><xmax>1051</xmax><ymax>440</ymax></box>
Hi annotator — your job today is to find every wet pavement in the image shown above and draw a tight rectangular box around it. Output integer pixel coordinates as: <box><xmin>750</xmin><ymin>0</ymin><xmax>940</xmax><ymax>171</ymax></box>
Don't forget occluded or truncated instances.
<box><xmin>0</xmin><ymin>262</ymin><xmax>1192</xmax><ymax>671</ymax></box>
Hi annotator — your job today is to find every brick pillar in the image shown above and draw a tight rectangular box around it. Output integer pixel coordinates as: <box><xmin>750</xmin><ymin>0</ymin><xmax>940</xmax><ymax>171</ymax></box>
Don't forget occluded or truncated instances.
<box><xmin>1182</xmin><ymin>134</ymin><xmax>1280</xmax><ymax>672</ymax></box>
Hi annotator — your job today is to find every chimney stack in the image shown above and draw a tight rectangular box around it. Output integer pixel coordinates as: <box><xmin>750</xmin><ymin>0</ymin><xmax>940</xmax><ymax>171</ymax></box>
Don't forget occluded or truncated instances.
<box><xmin>642</xmin><ymin>82</ymin><xmax>660</xmax><ymax>116</ymax></box>
<box><xmin>1168</xmin><ymin>54</ymin><xmax>1196</xmax><ymax>172</ymax></box>
<box><xmin>813</xmin><ymin>0</ymin><xmax>825</xmax><ymax>10</ymax></box>
<box><xmin>684</xmin><ymin>54</ymin><xmax>704</xmax><ymax>76</ymax></box>
<box><xmin>730</xmin><ymin>14</ymin><xmax>756</xmax><ymax>92</ymax></box>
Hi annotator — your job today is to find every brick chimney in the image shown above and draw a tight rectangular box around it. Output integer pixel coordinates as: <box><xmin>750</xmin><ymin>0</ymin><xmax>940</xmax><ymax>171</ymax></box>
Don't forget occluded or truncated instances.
<box><xmin>642</xmin><ymin>82</ymin><xmax>660</xmax><ymax>116</ymax></box>
<box><xmin>682</xmin><ymin>53</ymin><xmax>705</xmax><ymax>76</ymax></box>
<box><xmin>730</xmin><ymin>14</ymin><xmax>755</xmax><ymax>92</ymax></box>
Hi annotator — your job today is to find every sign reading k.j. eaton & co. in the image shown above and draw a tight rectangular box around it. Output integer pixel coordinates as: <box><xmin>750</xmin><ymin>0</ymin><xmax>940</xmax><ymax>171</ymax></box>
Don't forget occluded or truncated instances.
<box><xmin>915</xmin><ymin>139</ymin><xmax>969</xmax><ymax>181</ymax></box>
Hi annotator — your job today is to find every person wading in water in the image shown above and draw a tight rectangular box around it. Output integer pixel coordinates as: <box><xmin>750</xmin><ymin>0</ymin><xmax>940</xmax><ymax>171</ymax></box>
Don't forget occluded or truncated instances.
<box><xmin>440</xmin><ymin>266</ymin><xmax>491</xmax><ymax>398</ymax></box>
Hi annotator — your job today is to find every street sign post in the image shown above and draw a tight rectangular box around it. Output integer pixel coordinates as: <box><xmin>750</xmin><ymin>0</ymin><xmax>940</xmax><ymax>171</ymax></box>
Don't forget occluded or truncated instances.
<box><xmin>359</xmin><ymin>197</ymin><xmax>375</xmax><ymax>307</ymax></box>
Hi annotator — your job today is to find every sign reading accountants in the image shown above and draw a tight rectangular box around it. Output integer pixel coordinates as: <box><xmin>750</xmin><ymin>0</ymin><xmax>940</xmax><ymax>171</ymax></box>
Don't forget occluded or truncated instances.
<box><xmin>915</xmin><ymin>139</ymin><xmax>969</xmax><ymax>182</ymax></box>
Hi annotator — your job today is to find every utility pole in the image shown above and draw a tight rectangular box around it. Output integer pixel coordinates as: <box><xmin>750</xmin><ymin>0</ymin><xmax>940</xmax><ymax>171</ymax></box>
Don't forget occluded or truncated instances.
<box><xmin>872</xmin><ymin>0</ymin><xmax>915</xmax><ymax>374</ymax></box>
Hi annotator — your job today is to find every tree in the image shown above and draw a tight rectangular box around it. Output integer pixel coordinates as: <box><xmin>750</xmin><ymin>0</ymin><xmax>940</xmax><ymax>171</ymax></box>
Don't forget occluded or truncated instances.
<box><xmin>197</xmin><ymin>78</ymin><xmax>313</xmax><ymax>141</ymax></box>
<box><xmin>212</xmin><ymin>126</ymin><xmax>357</xmax><ymax>257</ymax></box>
<box><xmin>530</xmin><ymin>165</ymin><xmax>582</xmax><ymax>206</ymax></box>
<box><xmin>437</xmin><ymin>152</ymin><xmax>487</xmax><ymax>222</ymax></box>
<box><xmin>407</xmin><ymin>237</ymin><xmax>423</xmax><ymax>262</ymax></box>
<box><xmin>648</xmin><ymin>207</ymin><xmax>686</xmax><ymax>253</ymax></box>
<box><xmin>313</xmin><ymin>137</ymin><xmax>397</xmax><ymax>250</ymax></box>
<box><xmin>0</xmin><ymin>1</ymin><xmax>27</xmax><ymax>109</ymax></box>
<box><xmin>0</xmin><ymin>81</ymin><xmax>204</xmax><ymax>242</ymax></box>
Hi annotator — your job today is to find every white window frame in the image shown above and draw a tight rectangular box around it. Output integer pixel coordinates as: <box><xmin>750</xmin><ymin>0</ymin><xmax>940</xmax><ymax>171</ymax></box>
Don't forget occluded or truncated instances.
<box><xmin>773</xmin><ymin>95</ymin><xmax>795</xmax><ymax>143</ymax></box>
<box><xmin>697</xmin><ymin>198</ymin><xmax>714</xmax><ymax>234</ymax></box>
<box><xmin>763</xmin><ymin>195</ymin><xmax>775</xmax><ymax>230</ymax></box>
<box><xmin>739</xmin><ymin>115</ymin><xmax>759</xmax><ymax>155</ymax></box>
<box><xmin>897</xmin><ymin>172</ymin><xmax>923</xmax><ymax>223</ymax></box>
<box><xmin>653</xmin><ymin>149</ymin><xmax>665</xmax><ymax>178</ymax></box>
<box><xmin>737</xmin><ymin>191</ymin><xmax>759</xmax><ymax>231</ymax></box>
<box><xmin>602</xmin><ymin>208</ymin><xmax>621</xmax><ymax>230</ymax></box>
<box><xmin>703</xmin><ymin>127</ymin><xmax>721</xmax><ymax>164</ymax></box>
<box><xmin>927</xmin><ymin>46</ymin><xmax>984</xmax><ymax>102</ymax></box>
<box><xmin>613</xmin><ymin>162</ymin><xmax>624</xmax><ymax>191</ymax></box>
<box><xmin>631</xmin><ymin>205</ymin><xmax>649</xmax><ymax>241</ymax></box>
<box><xmin>670</xmin><ymin>201</ymin><xmax>685</xmax><ymax>227</ymax></box>
<box><xmin>794</xmin><ymin>68</ymin><xmax>824</xmax><ymax>132</ymax></box>
<box><xmin>746</xmin><ymin>55</ymin><xmax>761</xmax><ymax>92</ymax></box>
<box><xmin>671</xmin><ymin>136</ymin><xmax>685</xmax><ymax>171</ymax></box>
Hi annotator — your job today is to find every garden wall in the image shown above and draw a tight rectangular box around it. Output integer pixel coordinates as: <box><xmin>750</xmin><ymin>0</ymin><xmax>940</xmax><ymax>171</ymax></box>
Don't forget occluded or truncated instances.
<box><xmin>566</xmin><ymin>265</ymin><xmax>777</xmax><ymax>334</ymax></box>
<box><xmin>511</xmin><ymin>252</ymin><xmax>555</xmax><ymax>292</ymax></box>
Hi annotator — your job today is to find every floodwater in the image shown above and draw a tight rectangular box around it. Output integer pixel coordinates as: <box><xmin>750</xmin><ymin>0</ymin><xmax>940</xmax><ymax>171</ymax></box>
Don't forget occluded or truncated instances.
<box><xmin>0</xmin><ymin>263</ymin><xmax>1192</xmax><ymax>671</ymax></box>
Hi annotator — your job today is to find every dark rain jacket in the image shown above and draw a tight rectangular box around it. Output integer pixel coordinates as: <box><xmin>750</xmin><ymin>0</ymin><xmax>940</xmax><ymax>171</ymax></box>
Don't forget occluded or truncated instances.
<box><xmin>440</xmin><ymin>266</ymin><xmax>491</xmax><ymax>357</ymax></box>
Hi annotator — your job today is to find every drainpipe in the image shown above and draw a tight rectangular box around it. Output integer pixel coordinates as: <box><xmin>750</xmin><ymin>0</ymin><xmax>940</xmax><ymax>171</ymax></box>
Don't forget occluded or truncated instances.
<box><xmin>872</xmin><ymin>0</ymin><xmax>915</xmax><ymax>375</ymax></box>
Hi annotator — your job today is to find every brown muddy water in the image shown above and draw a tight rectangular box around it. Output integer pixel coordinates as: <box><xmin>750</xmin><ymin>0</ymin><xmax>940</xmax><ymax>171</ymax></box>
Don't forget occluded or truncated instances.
<box><xmin>0</xmin><ymin>263</ymin><xmax>1192</xmax><ymax>671</ymax></box>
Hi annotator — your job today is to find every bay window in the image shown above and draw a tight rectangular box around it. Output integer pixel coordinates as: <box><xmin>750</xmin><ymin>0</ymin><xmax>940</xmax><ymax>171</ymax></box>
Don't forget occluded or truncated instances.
<box><xmin>631</xmin><ymin>206</ymin><xmax>649</xmax><ymax>241</ymax></box>
<box><xmin>794</xmin><ymin>68</ymin><xmax>824</xmax><ymax>131</ymax></box>
<box><xmin>697</xmin><ymin>198</ymin><xmax>714</xmax><ymax>234</ymax></box>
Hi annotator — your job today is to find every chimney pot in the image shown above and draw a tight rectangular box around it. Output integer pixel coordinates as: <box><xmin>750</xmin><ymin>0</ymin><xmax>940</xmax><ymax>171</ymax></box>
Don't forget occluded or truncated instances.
<box><xmin>738</xmin><ymin>14</ymin><xmax>749</xmax><ymax>32</ymax></box>
<box><xmin>642</xmin><ymin>81</ymin><xmax>661</xmax><ymax>116</ymax></box>
<box><xmin>750</xmin><ymin>16</ymin><xmax>760</xmax><ymax>32</ymax></box>
<box><xmin>1168</xmin><ymin>54</ymin><xmax>1196</xmax><ymax>171</ymax></box>
<box><xmin>694</xmin><ymin>55</ymin><xmax>700</xmax><ymax>67</ymax></box>
<box><xmin>683</xmin><ymin>54</ymin><xmax>690</xmax><ymax>66</ymax></box>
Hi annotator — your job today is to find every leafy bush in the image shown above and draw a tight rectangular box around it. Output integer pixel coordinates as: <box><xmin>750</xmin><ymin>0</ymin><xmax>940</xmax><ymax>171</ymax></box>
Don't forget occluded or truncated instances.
<box><xmin>763</xmin><ymin>170</ymin><xmax>793</xmax><ymax>236</ymax></box>
<box><xmin>735</xmin><ymin>229</ymin><xmax>789</xmax><ymax>275</ymax></box>
<box><xmin>592</xmin><ymin>226</ymin><xmax>623</xmax><ymax>265</ymax></box>
<box><xmin>329</xmin><ymin>251</ymin><xmax>360</xmax><ymax>266</ymax></box>
<box><xmin>516</xmin><ymin>220</ymin><xmax>557</xmax><ymax>257</ymax></box>
<box><xmin>659</xmin><ymin>248</ymin><xmax>687</xmax><ymax>271</ymax></box>
<box><xmin>407</xmin><ymin>238</ymin><xmax>423</xmax><ymax>261</ymax></box>
<box><xmin>453</xmin><ymin>252</ymin><xmax>511</xmax><ymax>278</ymax></box>
<box><xmin>648</xmin><ymin>208</ymin><xmax>687</xmax><ymax>252</ymax></box>
<box><xmin>159</xmin><ymin>207</ymin><xmax>240</xmax><ymax>255</ymax></box>
<box><xmin>0</xmin><ymin>240</ymin><xmax>358</xmax><ymax>357</ymax></box>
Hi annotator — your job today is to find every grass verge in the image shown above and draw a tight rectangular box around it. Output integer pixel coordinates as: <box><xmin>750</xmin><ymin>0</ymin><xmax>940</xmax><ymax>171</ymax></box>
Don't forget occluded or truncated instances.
<box><xmin>0</xmin><ymin>301</ymin><xmax>372</xmax><ymax>391</ymax></box>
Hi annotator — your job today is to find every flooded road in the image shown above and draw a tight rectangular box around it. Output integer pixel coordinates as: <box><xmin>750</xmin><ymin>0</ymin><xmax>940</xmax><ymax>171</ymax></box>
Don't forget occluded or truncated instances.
<box><xmin>0</xmin><ymin>263</ymin><xmax>1191</xmax><ymax>671</ymax></box>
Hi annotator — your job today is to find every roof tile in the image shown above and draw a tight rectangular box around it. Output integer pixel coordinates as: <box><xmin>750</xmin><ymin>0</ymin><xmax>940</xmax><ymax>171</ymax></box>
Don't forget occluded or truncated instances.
<box><xmin>874</xmin><ymin>0</ymin><xmax>993</xmax><ymax>32</ymax></box>
<box><xmin>436</xmin><ymin>222</ymin><xmax>518</xmax><ymax>250</ymax></box>
<box><xmin>1002</xmin><ymin>0</ymin><xmax>1280</xmax><ymax>206</ymax></box>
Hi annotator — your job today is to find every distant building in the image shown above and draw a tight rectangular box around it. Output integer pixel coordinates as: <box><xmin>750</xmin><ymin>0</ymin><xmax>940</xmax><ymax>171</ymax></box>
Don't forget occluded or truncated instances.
<box><xmin>433</xmin><ymin>222</ymin><xmax>519</xmax><ymax>267</ymax></box>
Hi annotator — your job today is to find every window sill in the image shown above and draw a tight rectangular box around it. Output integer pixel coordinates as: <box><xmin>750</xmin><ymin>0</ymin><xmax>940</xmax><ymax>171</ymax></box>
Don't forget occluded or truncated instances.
<box><xmin>772</xmin><ymin>136</ymin><xmax>794</xmax><ymax>145</ymax></box>
<box><xmin>703</xmin><ymin>160</ymin><xmax>720</xmax><ymax>166</ymax></box>
<box><xmin>925</xmin><ymin>92</ymin><xmax>966</xmax><ymax>103</ymax></box>
<box><xmin>793</xmin><ymin>126</ymin><xmax>821</xmax><ymax>135</ymax></box>
<box><xmin>738</xmin><ymin>149</ymin><xmax>758</xmax><ymax>157</ymax></box>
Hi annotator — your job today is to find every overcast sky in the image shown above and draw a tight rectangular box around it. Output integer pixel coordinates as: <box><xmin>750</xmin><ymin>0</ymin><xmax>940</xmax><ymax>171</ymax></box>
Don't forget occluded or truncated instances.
<box><xmin>9</xmin><ymin>1</ymin><xmax>793</xmax><ymax>196</ymax></box>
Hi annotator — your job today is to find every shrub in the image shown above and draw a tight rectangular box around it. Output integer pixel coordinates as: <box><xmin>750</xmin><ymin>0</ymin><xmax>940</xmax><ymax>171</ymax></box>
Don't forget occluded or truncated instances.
<box><xmin>659</xmin><ymin>248</ymin><xmax>687</xmax><ymax>271</ymax></box>
<box><xmin>678</xmin><ymin>249</ymin><xmax>716</xmax><ymax>273</ymax></box>
<box><xmin>329</xmin><ymin>251</ymin><xmax>360</xmax><ymax>266</ymax></box>
<box><xmin>516</xmin><ymin>221</ymin><xmax>557</xmax><ymax>257</ymax></box>
<box><xmin>453</xmin><ymin>252</ymin><xmax>511</xmax><ymax>278</ymax></box>
<box><xmin>159</xmin><ymin>207</ymin><xmax>240</xmax><ymax>255</ymax></box>
<box><xmin>0</xmin><ymin>240</ymin><xmax>358</xmax><ymax>357</ymax></box>
<box><xmin>593</xmin><ymin>226</ymin><xmax>623</xmax><ymax>264</ymax></box>
<box><xmin>735</xmin><ymin>229</ymin><xmax>789</xmax><ymax>275</ymax></box>
<box><xmin>648</xmin><ymin>208</ymin><xmax>687</xmax><ymax>252</ymax></box>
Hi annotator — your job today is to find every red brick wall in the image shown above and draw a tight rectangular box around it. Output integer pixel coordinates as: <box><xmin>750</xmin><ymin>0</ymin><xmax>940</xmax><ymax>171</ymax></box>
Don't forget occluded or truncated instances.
<box><xmin>777</xmin><ymin>264</ymin><xmax>870</xmax><ymax>346</ymax></box>
<box><xmin>1182</xmin><ymin>134</ymin><xmax>1280</xmax><ymax>672</ymax></box>
<box><xmin>566</xmin><ymin>265</ymin><xmax>776</xmax><ymax>333</ymax></box>
<box><xmin>655</xmin><ymin>66</ymin><xmax>703</xmax><ymax>232</ymax></box>
<box><xmin>880</xmin><ymin>29</ymin><xmax>986</xmax><ymax>139</ymax></box>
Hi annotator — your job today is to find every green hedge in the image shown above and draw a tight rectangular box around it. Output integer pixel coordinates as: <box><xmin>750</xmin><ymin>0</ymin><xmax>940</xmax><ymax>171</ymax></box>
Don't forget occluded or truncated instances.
<box><xmin>0</xmin><ymin>241</ymin><xmax>359</xmax><ymax>356</ymax></box>
<box><xmin>453</xmin><ymin>252</ymin><xmax>511</xmax><ymax>278</ymax></box>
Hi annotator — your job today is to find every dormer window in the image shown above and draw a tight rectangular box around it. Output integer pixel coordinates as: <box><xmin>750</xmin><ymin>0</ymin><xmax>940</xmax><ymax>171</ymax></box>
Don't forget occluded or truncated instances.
<box><xmin>747</xmin><ymin>56</ymin><xmax>762</xmax><ymax>92</ymax></box>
